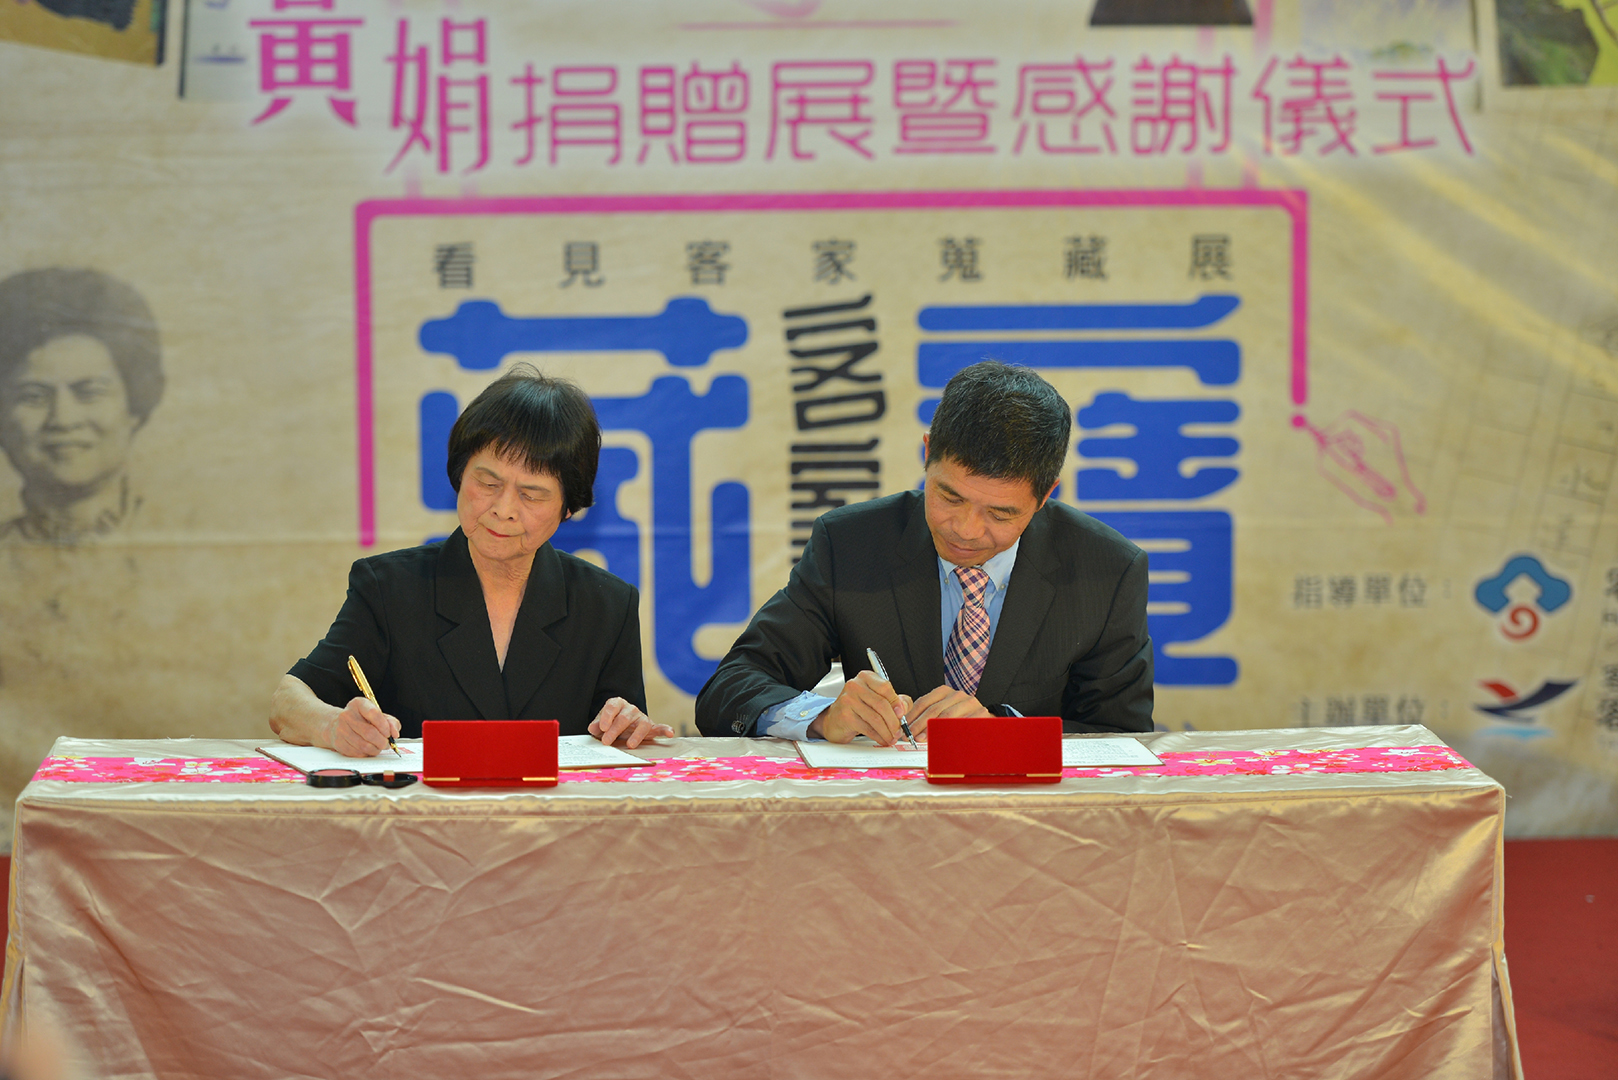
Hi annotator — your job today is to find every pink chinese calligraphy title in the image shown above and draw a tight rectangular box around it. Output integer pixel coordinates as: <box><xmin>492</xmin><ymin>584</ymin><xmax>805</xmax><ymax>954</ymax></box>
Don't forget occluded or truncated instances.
<box><xmin>245</xmin><ymin>2</ymin><xmax>1477</xmax><ymax>174</ymax></box>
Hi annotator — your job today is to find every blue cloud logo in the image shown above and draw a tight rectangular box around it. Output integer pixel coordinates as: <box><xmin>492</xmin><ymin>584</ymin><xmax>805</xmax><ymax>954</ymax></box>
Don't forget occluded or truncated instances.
<box><xmin>1474</xmin><ymin>555</ymin><xmax>1571</xmax><ymax>615</ymax></box>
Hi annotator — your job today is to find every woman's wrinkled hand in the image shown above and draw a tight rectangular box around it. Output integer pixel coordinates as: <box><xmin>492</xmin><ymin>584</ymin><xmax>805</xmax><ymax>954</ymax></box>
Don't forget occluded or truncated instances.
<box><xmin>588</xmin><ymin>697</ymin><xmax>673</xmax><ymax>748</ymax></box>
<box><xmin>325</xmin><ymin>696</ymin><xmax>401</xmax><ymax>758</ymax></box>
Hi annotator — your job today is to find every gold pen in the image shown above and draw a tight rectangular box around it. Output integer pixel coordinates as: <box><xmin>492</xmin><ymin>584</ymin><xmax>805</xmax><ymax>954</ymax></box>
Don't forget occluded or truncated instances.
<box><xmin>866</xmin><ymin>647</ymin><xmax>920</xmax><ymax>750</ymax></box>
<box><xmin>347</xmin><ymin>654</ymin><xmax>402</xmax><ymax>757</ymax></box>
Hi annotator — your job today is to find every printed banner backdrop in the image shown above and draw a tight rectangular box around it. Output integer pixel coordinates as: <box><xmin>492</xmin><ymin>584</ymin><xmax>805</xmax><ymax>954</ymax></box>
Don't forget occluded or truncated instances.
<box><xmin>0</xmin><ymin>0</ymin><xmax>165</xmax><ymax>64</ymax></box>
<box><xmin>2</xmin><ymin>0</ymin><xmax>1617</xmax><ymax>847</ymax></box>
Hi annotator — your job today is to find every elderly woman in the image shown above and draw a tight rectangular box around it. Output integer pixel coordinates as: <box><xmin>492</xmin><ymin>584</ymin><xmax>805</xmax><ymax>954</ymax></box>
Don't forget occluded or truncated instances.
<box><xmin>270</xmin><ymin>366</ymin><xmax>669</xmax><ymax>756</ymax></box>
<box><xmin>0</xmin><ymin>268</ymin><xmax>164</xmax><ymax>542</ymax></box>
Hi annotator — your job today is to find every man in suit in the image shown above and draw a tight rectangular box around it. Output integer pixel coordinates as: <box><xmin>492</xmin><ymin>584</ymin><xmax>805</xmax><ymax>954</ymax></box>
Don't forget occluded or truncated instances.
<box><xmin>695</xmin><ymin>361</ymin><xmax>1153</xmax><ymax>743</ymax></box>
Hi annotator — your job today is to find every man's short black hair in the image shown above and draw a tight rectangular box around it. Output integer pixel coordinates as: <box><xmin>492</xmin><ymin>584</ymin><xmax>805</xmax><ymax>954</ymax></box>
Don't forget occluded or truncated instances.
<box><xmin>446</xmin><ymin>364</ymin><xmax>601</xmax><ymax>517</ymax></box>
<box><xmin>926</xmin><ymin>360</ymin><xmax>1071</xmax><ymax>500</ymax></box>
<box><xmin>0</xmin><ymin>267</ymin><xmax>164</xmax><ymax>425</ymax></box>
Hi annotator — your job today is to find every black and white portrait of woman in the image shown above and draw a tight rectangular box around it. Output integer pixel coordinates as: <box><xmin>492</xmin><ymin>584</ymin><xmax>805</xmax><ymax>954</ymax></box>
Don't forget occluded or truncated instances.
<box><xmin>0</xmin><ymin>268</ymin><xmax>164</xmax><ymax>543</ymax></box>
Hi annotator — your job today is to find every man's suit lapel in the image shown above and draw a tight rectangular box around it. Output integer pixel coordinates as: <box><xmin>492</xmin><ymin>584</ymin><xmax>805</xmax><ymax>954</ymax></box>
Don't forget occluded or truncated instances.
<box><xmin>435</xmin><ymin>531</ymin><xmax>510</xmax><ymax>720</ymax></box>
<box><xmin>976</xmin><ymin>508</ymin><xmax>1057</xmax><ymax>708</ymax></box>
<box><xmin>890</xmin><ymin>498</ymin><xmax>947</xmax><ymax>694</ymax></box>
<box><xmin>504</xmin><ymin>544</ymin><xmax>566</xmax><ymax>718</ymax></box>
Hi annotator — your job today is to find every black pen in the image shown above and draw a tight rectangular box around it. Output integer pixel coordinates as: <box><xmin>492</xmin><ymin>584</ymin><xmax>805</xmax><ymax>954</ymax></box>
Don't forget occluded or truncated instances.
<box><xmin>866</xmin><ymin>647</ymin><xmax>920</xmax><ymax>750</ymax></box>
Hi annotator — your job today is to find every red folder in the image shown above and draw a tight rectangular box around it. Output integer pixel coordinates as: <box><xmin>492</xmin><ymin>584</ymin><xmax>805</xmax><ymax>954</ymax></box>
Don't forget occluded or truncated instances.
<box><xmin>925</xmin><ymin>715</ymin><xmax>1063</xmax><ymax>785</ymax></box>
<box><xmin>421</xmin><ymin>719</ymin><xmax>559</xmax><ymax>787</ymax></box>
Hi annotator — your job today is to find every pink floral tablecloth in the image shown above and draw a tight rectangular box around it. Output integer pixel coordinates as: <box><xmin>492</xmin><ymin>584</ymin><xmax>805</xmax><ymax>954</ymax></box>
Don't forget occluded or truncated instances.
<box><xmin>31</xmin><ymin>744</ymin><xmax>1473</xmax><ymax>785</ymax></box>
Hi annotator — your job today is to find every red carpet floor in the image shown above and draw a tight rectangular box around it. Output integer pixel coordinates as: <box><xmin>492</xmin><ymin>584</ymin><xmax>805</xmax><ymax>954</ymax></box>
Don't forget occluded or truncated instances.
<box><xmin>0</xmin><ymin>842</ymin><xmax>1613</xmax><ymax>1075</ymax></box>
<box><xmin>1505</xmin><ymin>838</ymin><xmax>1618</xmax><ymax>1080</ymax></box>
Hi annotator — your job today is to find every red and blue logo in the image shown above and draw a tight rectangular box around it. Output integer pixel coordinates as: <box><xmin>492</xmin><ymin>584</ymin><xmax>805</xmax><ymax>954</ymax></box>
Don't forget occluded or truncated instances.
<box><xmin>1474</xmin><ymin>554</ymin><xmax>1571</xmax><ymax>642</ymax></box>
<box><xmin>1473</xmin><ymin>678</ymin><xmax>1577</xmax><ymax>736</ymax></box>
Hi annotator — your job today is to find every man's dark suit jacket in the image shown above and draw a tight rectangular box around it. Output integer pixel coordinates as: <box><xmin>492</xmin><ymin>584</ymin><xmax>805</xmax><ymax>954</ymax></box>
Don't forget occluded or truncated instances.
<box><xmin>290</xmin><ymin>529</ymin><xmax>645</xmax><ymax>737</ymax></box>
<box><xmin>695</xmin><ymin>491</ymin><xmax>1153</xmax><ymax>736</ymax></box>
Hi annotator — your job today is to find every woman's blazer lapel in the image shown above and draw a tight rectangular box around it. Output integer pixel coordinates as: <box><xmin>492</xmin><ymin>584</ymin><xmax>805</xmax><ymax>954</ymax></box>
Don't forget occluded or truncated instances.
<box><xmin>433</xmin><ymin>531</ymin><xmax>509</xmax><ymax>719</ymax></box>
<box><xmin>503</xmin><ymin>543</ymin><xmax>567</xmax><ymax>718</ymax></box>
<box><xmin>434</xmin><ymin>533</ymin><xmax>571</xmax><ymax>720</ymax></box>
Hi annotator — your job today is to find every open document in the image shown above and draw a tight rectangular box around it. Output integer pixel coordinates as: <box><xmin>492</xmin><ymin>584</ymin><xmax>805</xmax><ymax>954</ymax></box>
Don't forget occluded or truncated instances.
<box><xmin>259</xmin><ymin>740</ymin><xmax>427</xmax><ymax>774</ymax></box>
<box><xmin>555</xmin><ymin>734</ymin><xmax>646</xmax><ymax>769</ymax></box>
<box><xmin>796</xmin><ymin>736</ymin><xmax>1162</xmax><ymax>770</ymax></box>
<box><xmin>259</xmin><ymin>733</ymin><xmax>647</xmax><ymax>775</ymax></box>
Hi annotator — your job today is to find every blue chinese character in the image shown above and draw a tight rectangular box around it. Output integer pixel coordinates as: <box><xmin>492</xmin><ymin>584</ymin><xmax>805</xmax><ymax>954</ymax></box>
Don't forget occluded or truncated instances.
<box><xmin>1076</xmin><ymin>392</ymin><xmax>1239</xmax><ymax>501</ymax></box>
<box><xmin>919</xmin><ymin>294</ymin><xmax>1239</xmax><ymax>331</ymax></box>
<box><xmin>416</xmin><ymin>376</ymin><xmax>749</xmax><ymax>696</ymax></box>
<box><xmin>914</xmin><ymin>294</ymin><xmax>1242</xmax><ymax>422</ymax></box>
<box><xmin>1089</xmin><ymin>510</ymin><xmax>1237</xmax><ymax>686</ymax></box>
<box><xmin>552</xmin><ymin>446</ymin><xmax>641</xmax><ymax>588</ymax></box>
<box><xmin>418</xmin><ymin>296</ymin><xmax>748</xmax><ymax>370</ymax></box>
<box><xmin>916</xmin><ymin>339</ymin><xmax>1239</xmax><ymax>393</ymax></box>
<box><xmin>587</xmin><ymin>375</ymin><xmax>751</xmax><ymax>695</ymax></box>
<box><xmin>419</xmin><ymin>390</ymin><xmax>459</xmax><ymax>511</ymax></box>
<box><xmin>414</xmin><ymin>292</ymin><xmax>754</xmax><ymax>696</ymax></box>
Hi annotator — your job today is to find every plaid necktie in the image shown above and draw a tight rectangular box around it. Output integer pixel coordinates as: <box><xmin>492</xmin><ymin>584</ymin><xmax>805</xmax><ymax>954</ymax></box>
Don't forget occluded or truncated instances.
<box><xmin>944</xmin><ymin>566</ymin><xmax>992</xmax><ymax>695</ymax></box>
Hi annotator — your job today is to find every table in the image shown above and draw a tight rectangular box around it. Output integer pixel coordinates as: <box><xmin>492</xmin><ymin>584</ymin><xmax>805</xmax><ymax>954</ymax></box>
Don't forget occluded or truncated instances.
<box><xmin>3</xmin><ymin>726</ymin><xmax>1521</xmax><ymax>1079</ymax></box>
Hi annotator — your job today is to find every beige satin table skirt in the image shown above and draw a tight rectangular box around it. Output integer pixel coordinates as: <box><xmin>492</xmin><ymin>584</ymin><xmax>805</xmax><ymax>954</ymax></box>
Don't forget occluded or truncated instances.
<box><xmin>2</xmin><ymin>726</ymin><xmax>1519</xmax><ymax>1079</ymax></box>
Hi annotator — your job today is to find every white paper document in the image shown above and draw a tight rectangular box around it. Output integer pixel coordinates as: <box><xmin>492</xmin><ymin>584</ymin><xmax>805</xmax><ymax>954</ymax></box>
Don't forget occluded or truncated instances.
<box><xmin>1061</xmin><ymin>738</ymin><xmax>1162</xmax><ymax>768</ymax></box>
<box><xmin>795</xmin><ymin>736</ymin><xmax>1162</xmax><ymax>770</ymax></box>
<box><xmin>258</xmin><ymin>740</ymin><xmax>426</xmax><ymax>774</ymax></box>
<box><xmin>259</xmin><ymin>734</ymin><xmax>646</xmax><ymax>775</ymax></box>
<box><xmin>557</xmin><ymin>734</ymin><xmax>647</xmax><ymax>769</ymax></box>
<box><xmin>795</xmin><ymin>740</ymin><xmax>932</xmax><ymax>769</ymax></box>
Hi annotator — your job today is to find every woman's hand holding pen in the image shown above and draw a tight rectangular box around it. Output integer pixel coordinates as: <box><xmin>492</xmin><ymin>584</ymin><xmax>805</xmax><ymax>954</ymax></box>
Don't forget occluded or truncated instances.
<box><xmin>808</xmin><ymin>670</ymin><xmax>914</xmax><ymax>745</ymax></box>
<box><xmin>326</xmin><ymin>696</ymin><xmax>402</xmax><ymax>758</ymax></box>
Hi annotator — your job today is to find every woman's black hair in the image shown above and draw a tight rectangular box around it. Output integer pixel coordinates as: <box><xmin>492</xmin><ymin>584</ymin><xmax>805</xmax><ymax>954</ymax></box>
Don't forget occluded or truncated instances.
<box><xmin>445</xmin><ymin>364</ymin><xmax>601</xmax><ymax>516</ymax></box>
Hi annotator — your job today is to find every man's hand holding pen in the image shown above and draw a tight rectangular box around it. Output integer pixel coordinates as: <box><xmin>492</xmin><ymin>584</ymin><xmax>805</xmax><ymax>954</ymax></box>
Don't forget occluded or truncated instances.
<box><xmin>904</xmin><ymin>685</ymin><xmax>989</xmax><ymax>728</ymax></box>
<box><xmin>807</xmin><ymin>669</ymin><xmax>916</xmax><ymax>745</ymax></box>
<box><xmin>806</xmin><ymin>668</ymin><xmax>990</xmax><ymax>746</ymax></box>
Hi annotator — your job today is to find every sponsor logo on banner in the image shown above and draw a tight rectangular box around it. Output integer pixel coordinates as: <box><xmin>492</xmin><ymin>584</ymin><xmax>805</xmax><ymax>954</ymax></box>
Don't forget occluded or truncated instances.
<box><xmin>1473</xmin><ymin>554</ymin><xmax>1572</xmax><ymax>642</ymax></box>
<box><xmin>1473</xmin><ymin>679</ymin><xmax>1577</xmax><ymax>737</ymax></box>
